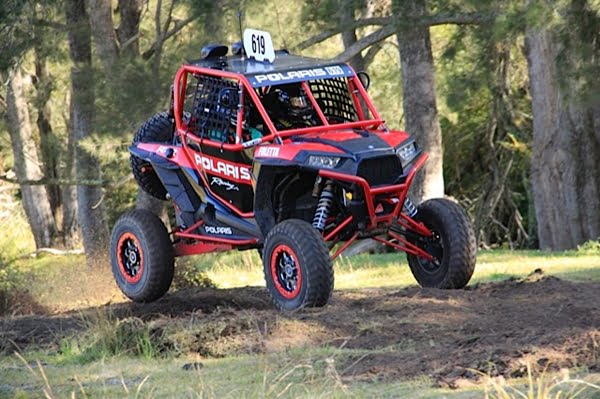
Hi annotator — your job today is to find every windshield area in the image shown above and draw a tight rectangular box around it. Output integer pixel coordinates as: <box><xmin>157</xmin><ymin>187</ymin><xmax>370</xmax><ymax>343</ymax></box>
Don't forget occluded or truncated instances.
<box><xmin>174</xmin><ymin>66</ymin><xmax>384</xmax><ymax>150</ymax></box>
<box><xmin>255</xmin><ymin>76</ymin><xmax>373</xmax><ymax>132</ymax></box>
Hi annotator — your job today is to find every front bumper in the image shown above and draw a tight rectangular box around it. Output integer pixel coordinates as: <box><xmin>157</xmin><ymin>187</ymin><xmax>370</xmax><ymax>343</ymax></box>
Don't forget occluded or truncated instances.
<box><xmin>318</xmin><ymin>153</ymin><xmax>428</xmax><ymax>232</ymax></box>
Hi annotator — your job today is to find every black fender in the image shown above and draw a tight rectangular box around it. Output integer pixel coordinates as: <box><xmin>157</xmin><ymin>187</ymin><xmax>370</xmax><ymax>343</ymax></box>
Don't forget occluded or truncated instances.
<box><xmin>253</xmin><ymin>163</ymin><xmax>318</xmax><ymax>238</ymax></box>
<box><xmin>130</xmin><ymin>146</ymin><xmax>200</xmax><ymax>228</ymax></box>
<box><xmin>253</xmin><ymin>164</ymin><xmax>279</xmax><ymax>238</ymax></box>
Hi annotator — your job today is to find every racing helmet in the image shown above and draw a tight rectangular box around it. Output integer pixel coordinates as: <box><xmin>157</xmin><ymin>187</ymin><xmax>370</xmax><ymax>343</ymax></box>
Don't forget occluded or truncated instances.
<box><xmin>269</xmin><ymin>84</ymin><xmax>314</xmax><ymax>124</ymax></box>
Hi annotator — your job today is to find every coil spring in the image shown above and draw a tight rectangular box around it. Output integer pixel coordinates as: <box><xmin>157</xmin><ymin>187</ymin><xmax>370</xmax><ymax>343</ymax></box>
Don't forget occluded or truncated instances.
<box><xmin>403</xmin><ymin>197</ymin><xmax>418</xmax><ymax>218</ymax></box>
<box><xmin>312</xmin><ymin>185</ymin><xmax>334</xmax><ymax>231</ymax></box>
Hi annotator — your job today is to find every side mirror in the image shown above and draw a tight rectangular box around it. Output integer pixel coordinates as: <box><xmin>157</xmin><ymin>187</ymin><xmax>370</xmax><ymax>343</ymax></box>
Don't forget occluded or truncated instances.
<box><xmin>218</xmin><ymin>88</ymin><xmax>239</xmax><ymax>110</ymax></box>
<box><xmin>357</xmin><ymin>71</ymin><xmax>371</xmax><ymax>90</ymax></box>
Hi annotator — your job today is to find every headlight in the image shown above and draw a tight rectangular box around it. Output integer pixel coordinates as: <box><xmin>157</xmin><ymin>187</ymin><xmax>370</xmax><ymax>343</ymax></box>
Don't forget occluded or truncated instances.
<box><xmin>307</xmin><ymin>155</ymin><xmax>341</xmax><ymax>169</ymax></box>
<box><xmin>396</xmin><ymin>141</ymin><xmax>419</xmax><ymax>167</ymax></box>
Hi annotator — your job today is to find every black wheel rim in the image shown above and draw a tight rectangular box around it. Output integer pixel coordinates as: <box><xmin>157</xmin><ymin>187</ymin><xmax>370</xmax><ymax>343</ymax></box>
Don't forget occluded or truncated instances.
<box><xmin>415</xmin><ymin>230</ymin><xmax>444</xmax><ymax>273</ymax></box>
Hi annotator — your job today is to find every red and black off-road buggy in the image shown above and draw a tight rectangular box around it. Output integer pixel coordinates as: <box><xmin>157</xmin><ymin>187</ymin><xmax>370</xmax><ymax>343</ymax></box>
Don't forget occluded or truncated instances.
<box><xmin>110</xmin><ymin>37</ymin><xmax>476</xmax><ymax>311</ymax></box>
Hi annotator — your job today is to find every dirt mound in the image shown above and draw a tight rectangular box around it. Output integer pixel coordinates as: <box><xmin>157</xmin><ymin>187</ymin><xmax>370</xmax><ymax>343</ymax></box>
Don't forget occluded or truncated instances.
<box><xmin>2</xmin><ymin>270</ymin><xmax>599</xmax><ymax>387</ymax></box>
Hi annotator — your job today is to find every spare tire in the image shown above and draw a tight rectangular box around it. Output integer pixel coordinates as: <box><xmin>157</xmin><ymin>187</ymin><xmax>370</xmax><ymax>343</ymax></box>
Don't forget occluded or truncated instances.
<box><xmin>130</xmin><ymin>112</ymin><xmax>174</xmax><ymax>200</ymax></box>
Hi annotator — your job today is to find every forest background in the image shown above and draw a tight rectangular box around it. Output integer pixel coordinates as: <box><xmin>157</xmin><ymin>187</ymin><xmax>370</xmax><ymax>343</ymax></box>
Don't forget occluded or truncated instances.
<box><xmin>0</xmin><ymin>0</ymin><xmax>599</xmax><ymax>265</ymax></box>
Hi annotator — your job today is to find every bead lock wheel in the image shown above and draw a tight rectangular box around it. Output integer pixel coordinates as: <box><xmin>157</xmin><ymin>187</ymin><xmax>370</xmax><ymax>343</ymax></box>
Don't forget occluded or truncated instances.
<box><xmin>110</xmin><ymin>209</ymin><xmax>175</xmax><ymax>302</ymax></box>
<box><xmin>262</xmin><ymin>219</ymin><xmax>334</xmax><ymax>311</ymax></box>
<box><xmin>116</xmin><ymin>232</ymin><xmax>144</xmax><ymax>284</ymax></box>
<box><xmin>270</xmin><ymin>244</ymin><xmax>302</xmax><ymax>299</ymax></box>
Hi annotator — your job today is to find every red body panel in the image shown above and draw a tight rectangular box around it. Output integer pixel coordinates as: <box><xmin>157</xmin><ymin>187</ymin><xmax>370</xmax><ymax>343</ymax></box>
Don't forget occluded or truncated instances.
<box><xmin>254</xmin><ymin>141</ymin><xmax>343</xmax><ymax>161</ymax></box>
<box><xmin>254</xmin><ymin>130</ymin><xmax>411</xmax><ymax>161</ymax></box>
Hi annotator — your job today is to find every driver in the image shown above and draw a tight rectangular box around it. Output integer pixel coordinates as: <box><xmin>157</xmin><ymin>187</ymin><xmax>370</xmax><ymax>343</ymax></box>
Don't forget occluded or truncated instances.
<box><xmin>263</xmin><ymin>84</ymin><xmax>317</xmax><ymax>130</ymax></box>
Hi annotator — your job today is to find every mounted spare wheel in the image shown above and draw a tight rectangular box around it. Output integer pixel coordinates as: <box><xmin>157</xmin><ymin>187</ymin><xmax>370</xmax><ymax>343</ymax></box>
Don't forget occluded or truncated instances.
<box><xmin>131</xmin><ymin>112</ymin><xmax>174</xmax><ymax>200</ymax></box>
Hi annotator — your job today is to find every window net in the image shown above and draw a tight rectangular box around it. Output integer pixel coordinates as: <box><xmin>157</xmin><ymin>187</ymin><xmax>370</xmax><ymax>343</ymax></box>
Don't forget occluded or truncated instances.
<box><xmin>308</xmin><ymin>77</ymin><xmax>358</xmax><ymax>123</ymax></box>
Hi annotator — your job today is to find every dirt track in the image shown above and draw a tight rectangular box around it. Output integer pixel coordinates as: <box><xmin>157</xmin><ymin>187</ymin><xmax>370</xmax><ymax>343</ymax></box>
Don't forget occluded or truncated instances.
<box><xmin>2</xmin><ymin>269</ymin><xmax>599</xmax><ymax>387</ymax></box>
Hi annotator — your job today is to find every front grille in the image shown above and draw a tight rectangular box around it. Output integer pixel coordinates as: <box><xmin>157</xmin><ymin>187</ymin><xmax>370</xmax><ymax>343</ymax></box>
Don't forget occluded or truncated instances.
<box><xmin>357</xmin><ymin>155</ymin><xmax>402</xmax><ymax>186</ymax></box>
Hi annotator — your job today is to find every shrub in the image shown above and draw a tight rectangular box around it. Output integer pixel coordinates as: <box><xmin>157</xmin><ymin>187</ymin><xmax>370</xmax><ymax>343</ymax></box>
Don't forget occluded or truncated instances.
<box><xmin>172</xmin><ymin>258</ymin><xmax>217</xmax><ymax>290</ymax></box>
<box><xmin>59</xmin><ymin>311</ymin><xmax>174</xmax><ymax>363</ymax></box>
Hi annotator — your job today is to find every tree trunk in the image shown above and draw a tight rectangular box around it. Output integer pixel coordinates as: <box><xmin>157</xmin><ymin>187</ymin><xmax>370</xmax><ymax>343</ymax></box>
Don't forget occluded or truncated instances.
<box><xmin>67</xmin><ymin>0</ymin><xmax>109</xmax><ymax>263</ymax></box>
<box><xmin>393</xmin><ymin>0</ymin><xmax>444</xmax><ymax>204</ymax></box>
<box><xmin>87</xmin><ymin>0</ymin><xmax>119</xmax><ymax>72</ymax></box>
<box><xmin>6</xmin><ymin>68</ymin><xmax>58</xmax><ymax>248</ymax></box>
<box><xmin>62</xmin><ymin>100</ymin><xmax>81</xmax><ymax>249</ymax></box>
<box><xmin>525</xmin><ymin>28</ymin><xmax>600</xmax><ymax>250</ymax></box>
<box><xmin>340</xmin><ymin>3</ymin><xmax>366</xmax><ymax>72</ymax></box>
<box><xmin>117</xmin><ymin>0</ymin><xmax>142</xmax><ymax>58</ymax></box>
<box><xmin>33</xmin><ymin>46</ymin><xmax>61</xmax><ymax>219</ymax></box>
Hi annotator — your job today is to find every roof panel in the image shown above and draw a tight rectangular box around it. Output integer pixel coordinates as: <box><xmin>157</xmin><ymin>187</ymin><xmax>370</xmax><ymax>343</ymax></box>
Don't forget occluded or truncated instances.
<box><xmin>189</xmin><ymin>52</ymin><xmax>355</xmax><ymax>87</ymax></box>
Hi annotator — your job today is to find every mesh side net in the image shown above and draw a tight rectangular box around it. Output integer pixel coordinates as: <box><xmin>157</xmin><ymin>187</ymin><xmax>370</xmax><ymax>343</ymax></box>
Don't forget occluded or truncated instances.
<box><xmin>308</xmin><ymin>77</ymin><xmax>358</xmax><ymax>123</ymax></box>
<box><xmin>189</xmin><ymin>75</ymin><xmax>238</xmax><ymax>143</ymax></box>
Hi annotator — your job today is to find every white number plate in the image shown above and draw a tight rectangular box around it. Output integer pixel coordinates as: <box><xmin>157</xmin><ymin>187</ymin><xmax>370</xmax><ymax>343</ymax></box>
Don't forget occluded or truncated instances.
<box><xmin>243</xmin><ymin>28</ymin><xmax>275</xmax><ymax>63</ymax></box>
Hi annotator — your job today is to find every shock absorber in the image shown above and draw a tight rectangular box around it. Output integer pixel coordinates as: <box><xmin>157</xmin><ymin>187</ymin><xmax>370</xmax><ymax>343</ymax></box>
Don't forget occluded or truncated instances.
<box><xmin>312</xmin><ymin>181</ymin><xmax>334</xmax><ymax>232</ymax></box>
<box><xmin>403</xmin><ymin>197</ymin><xmax>418</xmax><ymax>218</ymax></box>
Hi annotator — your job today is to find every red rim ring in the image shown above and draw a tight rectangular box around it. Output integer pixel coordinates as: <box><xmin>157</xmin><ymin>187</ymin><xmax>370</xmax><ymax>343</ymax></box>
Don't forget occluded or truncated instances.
<box><xmin>270</xmin><ymin>244</ymin><xmax>302</xmax><ymax>299</ymax></box>
<box><xmin>116</xmin><ymin>232</ymin><xmax>144</xmax><ymax>284</ymax></box>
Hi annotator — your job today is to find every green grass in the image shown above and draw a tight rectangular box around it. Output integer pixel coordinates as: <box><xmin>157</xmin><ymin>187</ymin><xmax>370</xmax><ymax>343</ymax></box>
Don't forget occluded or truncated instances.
<box><xmin>3</xmin><ymin>347</ymin><xmax>599</xmax><ymax>398</ymax></box>
<box><xmin>3</xmin><ymin>244</ymin><xmax>600</xmax><ymax>398</ymax></box>
<box><xmin>187</xmin><ymin>248</ymin><xmax>600</xmax><ymax>292</ymax></box>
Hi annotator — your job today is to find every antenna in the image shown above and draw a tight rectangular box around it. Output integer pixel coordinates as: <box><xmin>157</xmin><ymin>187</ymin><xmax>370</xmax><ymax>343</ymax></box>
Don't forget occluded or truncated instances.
<box><xmin>237</xmin><ymin>11</ymin><xmax>245</xmax><ymax>58</ymax></box>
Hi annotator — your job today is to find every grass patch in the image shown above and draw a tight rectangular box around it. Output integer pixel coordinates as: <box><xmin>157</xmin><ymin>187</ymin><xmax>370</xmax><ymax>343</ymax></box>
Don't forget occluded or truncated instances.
<box><xmin>57</xmin><ymin>311</ymin><xmax>172</xmax><ymax>364</ymax></box>
<box><xmin>0</xmin><ymin>209</ymin><xmax>38</xmax><ymax>316</ymax></box>
<box><xmin>185</xmin><ymin>247</ymin><xmax>600</xmax><ymax>293</ymax></box>
<box><xmin>4</xmin><ymin>348</ymin><xmax>599</xmax><ymax>398</ymax></box>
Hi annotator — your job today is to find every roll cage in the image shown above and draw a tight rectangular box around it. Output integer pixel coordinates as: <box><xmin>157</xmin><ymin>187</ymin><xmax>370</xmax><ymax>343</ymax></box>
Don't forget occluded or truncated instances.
<box><xmin>171</xmin><ymin>63</ymin><xmax>386</xmax><ymax>151</ymax></box>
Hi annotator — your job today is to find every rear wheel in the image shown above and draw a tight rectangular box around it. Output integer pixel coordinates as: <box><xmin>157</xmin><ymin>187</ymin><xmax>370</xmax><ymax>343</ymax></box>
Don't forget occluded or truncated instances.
<box><xmin>406</xmin><ymin>198</ymin><xmax>476</xmax><ymax>289</ymax></box>
<box><xmin>263</xmin><ymin>219</ymin><xmax>333</xmax><ymax>311</ymax></box>
<box><xmin>110</xmin><ymin>209</ymin><xmax>174</xmax><ymax>302</ymax></box>
<box><xmin>131</xmin><ymin>112</ymin><xmax>174</xmax><ymax>200</ymax></box>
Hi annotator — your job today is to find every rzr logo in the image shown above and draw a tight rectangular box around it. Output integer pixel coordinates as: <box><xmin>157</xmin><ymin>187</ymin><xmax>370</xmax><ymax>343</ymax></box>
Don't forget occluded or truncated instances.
<box><xmin>211</xmin><ymin>177</ymin><xmax>239</xmax><ymax>191</ymax></box>
<box><xmin>194</xmin><ymin>154</ymin><xmax>252</xmax><ymax>183</ymax></box>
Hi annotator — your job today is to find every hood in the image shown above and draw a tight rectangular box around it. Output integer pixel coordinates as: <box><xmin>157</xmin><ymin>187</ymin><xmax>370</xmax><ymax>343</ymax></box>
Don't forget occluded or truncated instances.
<box><xmin>254</xmin><ymin>128</ymin><xmax>412</xmax><ymax>166</ymax></box>
<box><xmin>288</xmin><ymin>129</ymin><xmax>410</xmax><ymax>158</ymax></box>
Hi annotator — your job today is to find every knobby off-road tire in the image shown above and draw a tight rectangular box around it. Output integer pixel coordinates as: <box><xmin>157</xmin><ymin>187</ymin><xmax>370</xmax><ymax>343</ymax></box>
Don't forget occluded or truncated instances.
<box><xmin>110</xmin><ymin>209</ymin><xmax>174</xmax><ymax>302</ymax></box>
<box><xmin>407</xmin><ymin>198</ymin><xmax>476</xmax><ymax>289</ymax></box>
<box><xmin>131</xmin><ymin>112</ymin><xmax>174</xmax><ymax>200</ymax></box>
<box><xmin>263</xmin><ymin>219</ymin><xmax>334</xmax><ymax>311</ymax></box>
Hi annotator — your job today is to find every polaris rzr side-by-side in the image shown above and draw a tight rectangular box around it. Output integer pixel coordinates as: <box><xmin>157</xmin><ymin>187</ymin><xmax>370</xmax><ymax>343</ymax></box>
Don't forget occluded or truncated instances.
<box><xmin>110</xmin><ymin>30</ymin><xmax>476</xmax><ymax>311</ymax></box>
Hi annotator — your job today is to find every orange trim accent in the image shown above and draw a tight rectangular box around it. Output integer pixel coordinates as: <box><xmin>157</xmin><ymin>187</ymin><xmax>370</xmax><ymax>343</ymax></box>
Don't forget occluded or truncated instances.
<box><xmin>270</xmin><ymin>244</ymin><xmax>302</xmax><ymax>299</ymax></box>
<box><xmin>116</xmin><ymin>232</ymin><xmax>144</xmax><ymax>284</ymax></box>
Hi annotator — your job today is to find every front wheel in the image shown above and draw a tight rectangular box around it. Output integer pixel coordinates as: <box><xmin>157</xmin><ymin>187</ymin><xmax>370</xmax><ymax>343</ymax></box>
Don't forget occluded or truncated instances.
<box><xmin>406</xmin><ymin>198</ymin><xmax>476</xmax><ymax>289</ymax></box>
<box><xmin>110</xmin><ymin>209</ymin><xmax>174</xmax><ymax>302</ymax></box>
<box><xmin>263</xmin><ymin>219</ymin><xmax>334</xmax><ymax>311</ymax></box>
